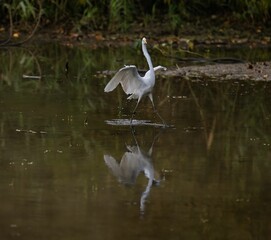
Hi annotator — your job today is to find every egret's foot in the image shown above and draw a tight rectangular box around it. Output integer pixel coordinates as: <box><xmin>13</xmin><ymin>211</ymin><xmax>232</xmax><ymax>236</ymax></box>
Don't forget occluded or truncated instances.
<box><xmin>130</xmin><ymin>118</ymin><xmax>133</xmax><ymax>125</ymax></box>
<box><xmin>162</xmin><ymin>123</ymin><xmax>170</xmax><ymax>128</ymax></box>
<box><xmin>130</xmin><ymin>112</ymin><xmax>136</xmax><ymax>125</ymax></box>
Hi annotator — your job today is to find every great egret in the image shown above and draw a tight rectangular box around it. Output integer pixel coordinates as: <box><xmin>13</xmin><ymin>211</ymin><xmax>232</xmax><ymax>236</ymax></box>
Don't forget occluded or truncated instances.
<box><xmin>104</xmin><ymin>37</ymin><xmax>166</xmax><ymax>125</ymax></box>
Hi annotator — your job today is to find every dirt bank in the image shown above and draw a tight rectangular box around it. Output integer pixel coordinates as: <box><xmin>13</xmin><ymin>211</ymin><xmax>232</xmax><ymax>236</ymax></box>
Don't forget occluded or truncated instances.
<box><xmin>164</xmin><ymin>61</ymin><xmax>271</xmax><ymax>81</ymax></box>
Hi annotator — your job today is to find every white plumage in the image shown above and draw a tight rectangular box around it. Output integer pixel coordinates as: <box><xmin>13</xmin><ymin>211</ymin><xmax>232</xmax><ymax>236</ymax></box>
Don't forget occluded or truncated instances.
<box><xmin>104</xmin><ymin>37</ymin><xmax>166</xmax><ymax>124</ymax></box>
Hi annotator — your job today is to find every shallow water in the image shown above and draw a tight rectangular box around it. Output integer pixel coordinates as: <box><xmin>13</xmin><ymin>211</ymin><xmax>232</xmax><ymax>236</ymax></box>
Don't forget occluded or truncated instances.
<box><xmin>0</xmin><ymin>43</ymin><xmax>271</xmax><ymax>240</ymax></box>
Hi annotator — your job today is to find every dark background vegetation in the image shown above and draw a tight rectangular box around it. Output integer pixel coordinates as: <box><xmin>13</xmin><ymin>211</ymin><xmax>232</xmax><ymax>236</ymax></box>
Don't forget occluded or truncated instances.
<box><xmin>1</xmin><ymin>0</ymin><xmax>270</xmax><ymax>35</ymax></box>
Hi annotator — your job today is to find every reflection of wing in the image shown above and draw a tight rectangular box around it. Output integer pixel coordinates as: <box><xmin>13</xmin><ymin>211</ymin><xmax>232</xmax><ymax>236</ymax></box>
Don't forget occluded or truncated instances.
<box><xmin>104</xmin><ymin>155</ymin><xmax>121</xmax><ymax>178</ymax></box>
<box><xmin>120</xmin><ymin>152</ymin><xmax>142</xmax><ymax>184</ymax></box>
<box><xmin>104</xmin><ymin>150</ymin><xmax>143</xmax><ymax>184</ymax></box>
<box><xmin>104</xmin><ymin>65</ymin><xmax>143</xmax><ymax>95</ymax></box>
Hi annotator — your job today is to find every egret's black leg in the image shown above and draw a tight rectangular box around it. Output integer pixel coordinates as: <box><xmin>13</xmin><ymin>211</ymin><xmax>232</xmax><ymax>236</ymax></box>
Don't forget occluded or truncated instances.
<box><xmin>130</xmin><ymin>100</ymin><xmax>140</xmax><ymax>125</ymax></box>
<box><xmin>148</xmin><ymin>94</ymin><xmax>167</xmax><ymax>126</ymax></box>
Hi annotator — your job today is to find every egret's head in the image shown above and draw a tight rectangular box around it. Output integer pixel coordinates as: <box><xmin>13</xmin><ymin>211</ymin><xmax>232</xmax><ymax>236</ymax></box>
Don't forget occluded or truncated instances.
<box><xmin>142</xmin><ymin>37</ymin><xmax>147</xmax><ymax>45</ymax></box>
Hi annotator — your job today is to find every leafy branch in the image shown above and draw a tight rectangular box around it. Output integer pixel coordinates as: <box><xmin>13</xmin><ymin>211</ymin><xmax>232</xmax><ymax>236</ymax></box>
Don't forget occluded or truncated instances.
<box><xmin>0</xmin><ymin>0</ymin><xmax>43</xmax><ymax>47</ymax></box>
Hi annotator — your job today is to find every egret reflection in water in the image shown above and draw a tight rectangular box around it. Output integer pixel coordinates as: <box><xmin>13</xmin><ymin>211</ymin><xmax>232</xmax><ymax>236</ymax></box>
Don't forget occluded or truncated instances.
<box><xmin>104</xmin><ymin>131</ymin><xmax>161</xmax><ymax>213</ymax></box>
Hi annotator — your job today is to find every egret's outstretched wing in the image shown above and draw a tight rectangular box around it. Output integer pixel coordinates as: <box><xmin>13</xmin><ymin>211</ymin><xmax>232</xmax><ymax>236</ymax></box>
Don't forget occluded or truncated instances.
<box><xmin>104</xmin><ymin>65</ymin><xmax>143</xmax><ymax>94</ymax></box>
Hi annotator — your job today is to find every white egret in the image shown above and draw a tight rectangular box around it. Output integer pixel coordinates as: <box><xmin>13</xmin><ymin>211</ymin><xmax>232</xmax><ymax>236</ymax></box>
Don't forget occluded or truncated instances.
<box><xmin>104</xmin><ymin>37</ymin><xmax>166</xmax><ymax>125</ymax></box>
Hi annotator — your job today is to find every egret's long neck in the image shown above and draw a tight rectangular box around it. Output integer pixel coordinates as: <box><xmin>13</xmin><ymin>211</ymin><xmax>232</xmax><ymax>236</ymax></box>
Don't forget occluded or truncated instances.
<box><xmin>142</xmin><ymin>43</ymin><xmax>154</xmax><ymax>75</ymax></box>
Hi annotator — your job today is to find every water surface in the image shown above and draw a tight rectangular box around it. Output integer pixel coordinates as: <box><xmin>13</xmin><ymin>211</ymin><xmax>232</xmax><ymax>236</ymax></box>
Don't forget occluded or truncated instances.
<box><xmin>0</xmin><ymin>43</ymin><xmax>271</xmax><ymax>240</ymax></box>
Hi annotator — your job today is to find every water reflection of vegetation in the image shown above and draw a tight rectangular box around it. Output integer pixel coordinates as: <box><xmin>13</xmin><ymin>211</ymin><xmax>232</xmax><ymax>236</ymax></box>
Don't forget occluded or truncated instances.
<box><xmin>166</xmin><ymin>78</ymin><xmax>271</xmax><ymax>153</ymax></box>
<box><xmin>0</xmin><ymin>44</ymin><xmax>113</xmax><ymax>111</ymax></box>
<box><xmin>151</xmin><ymin>79</ymin><xmax>271</xmax><ymax>239</ymax></box>
<box><xmin>164</xmin><ymin>78</ymin><xmax>271</xmax><ymax>195</ymax></box>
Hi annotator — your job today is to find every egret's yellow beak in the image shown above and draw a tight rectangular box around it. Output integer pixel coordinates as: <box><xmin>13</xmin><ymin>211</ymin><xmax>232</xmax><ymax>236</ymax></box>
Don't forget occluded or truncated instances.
<box><xmin>142</xmin><ymin>37</ymin><xmax>147</xmax><ymax>44</ymax></box>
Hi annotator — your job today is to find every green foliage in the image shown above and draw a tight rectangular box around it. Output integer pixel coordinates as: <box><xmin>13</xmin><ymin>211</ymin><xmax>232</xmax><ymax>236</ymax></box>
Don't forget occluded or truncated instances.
<box><xmin>4</xmin><ymin>0</ymin><xmax>37</xmax><ymax>22</ymax></box>
<box><xmin>238</xmin><ymin>0</ymin><xmax>271</xmax><ymax>22</ymax></box>
<box><xmin>80</xmin><ymin>4</ymin><xmax>98</xmax><ymax>29</ymax></box>
<box><xmin>108</xmin><ymin>0</ymin><xmax>134</xmax><ymax>31</ymax></box>
<box><xmin>167</xmin><ymin>3</ymin><xmax>181</xmax><ymax>32</ymax></box>
<box><xmin>17</xmin><ymin>0</ymin><xmax>36</xmax><ymax>19</ymax></box>
<box><xmin>1</xmin><ymin>0</ymin><xmax>270</xmax><ymax>33</ymax></box>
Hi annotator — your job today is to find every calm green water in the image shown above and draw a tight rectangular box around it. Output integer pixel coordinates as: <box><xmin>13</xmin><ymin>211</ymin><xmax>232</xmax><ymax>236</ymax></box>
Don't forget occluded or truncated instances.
<box><xmin>0</xmin><ymin>43</ymin><xmax>271</xmax><ymax>240</ymax></box>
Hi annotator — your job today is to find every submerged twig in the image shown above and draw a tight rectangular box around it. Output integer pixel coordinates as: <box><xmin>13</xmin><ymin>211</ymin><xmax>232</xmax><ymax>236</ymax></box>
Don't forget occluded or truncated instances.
<box><xmin>22</xmin><ymin>75</ymin><xmax>41</xmax><ymax>79</ymax></box>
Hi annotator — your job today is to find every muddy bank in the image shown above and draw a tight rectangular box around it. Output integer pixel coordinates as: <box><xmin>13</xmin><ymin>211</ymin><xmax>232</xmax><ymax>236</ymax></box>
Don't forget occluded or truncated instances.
<box><xmin>164</xmin><ymin>61</ymin><xmax>271</xmax><ymax>81</ymax></box>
